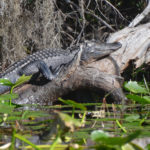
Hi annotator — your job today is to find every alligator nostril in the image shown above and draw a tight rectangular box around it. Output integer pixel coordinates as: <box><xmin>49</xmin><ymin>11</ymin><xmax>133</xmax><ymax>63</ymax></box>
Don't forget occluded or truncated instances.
<box><xmin>113</xmin><ymin>42</ymin><xmax>122</xmax><ymax>49</ymax></box>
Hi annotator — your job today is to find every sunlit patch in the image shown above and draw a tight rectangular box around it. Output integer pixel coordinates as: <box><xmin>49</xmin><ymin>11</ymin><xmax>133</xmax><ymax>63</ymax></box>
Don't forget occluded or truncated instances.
<box><xmin>4</xmin><ymin>77</ymin><xmax>8</xmax><ymax>80</ymax></box>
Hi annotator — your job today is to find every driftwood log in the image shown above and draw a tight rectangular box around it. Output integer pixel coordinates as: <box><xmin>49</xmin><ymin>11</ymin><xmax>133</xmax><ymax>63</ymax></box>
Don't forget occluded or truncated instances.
<box><xmin>12</xmin><ymin>22</ymin><xmax>150</xmax><ymax>105</ymax></box>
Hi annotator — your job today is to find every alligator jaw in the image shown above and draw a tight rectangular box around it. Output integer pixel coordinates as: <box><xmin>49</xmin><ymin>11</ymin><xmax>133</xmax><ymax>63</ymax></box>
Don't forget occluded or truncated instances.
<box><xmin>93</xmin><ymin>42</ymin><xmax>122</xmax><ymax>59</ymax></box>
<box><xmin>80</xmin><ymin>41</ymin><xmax>122</xmax><ymax>64</ymax></box>
<box><xmin>95</xmin><ymin>42</ymin><xmax>122</xmax><ymax>51</ymax></box>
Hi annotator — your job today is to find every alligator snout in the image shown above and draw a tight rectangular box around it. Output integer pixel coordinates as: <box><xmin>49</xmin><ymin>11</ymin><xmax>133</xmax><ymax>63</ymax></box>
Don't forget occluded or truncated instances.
<box><xmin>81</xmin><ymin>41</ymin><xmax>122</xmax><ymax>64</ymax></box>
<box><xmin>94</xmin><ymin>42</ymin><xmax>122</xmax><ymax>51</ymax></box>
<box><xmin>107</xmin><ymin>42</ymin><xmax>122</xmax><ymax>50</ymax></box>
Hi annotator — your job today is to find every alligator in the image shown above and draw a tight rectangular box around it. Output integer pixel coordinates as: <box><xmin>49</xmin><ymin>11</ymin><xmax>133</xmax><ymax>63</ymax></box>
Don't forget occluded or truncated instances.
<box><xmin>0</xmin><ymin>40</ymin><xmax>121</xmax><ymax>94</ymax></box>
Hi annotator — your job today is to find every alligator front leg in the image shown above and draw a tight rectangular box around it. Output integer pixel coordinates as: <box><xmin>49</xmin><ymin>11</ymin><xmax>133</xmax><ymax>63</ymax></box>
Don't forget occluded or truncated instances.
<box><xmin>18</xmin><ymin>60</ymin><xmax>60</xmax><ymax>81</ymax></box>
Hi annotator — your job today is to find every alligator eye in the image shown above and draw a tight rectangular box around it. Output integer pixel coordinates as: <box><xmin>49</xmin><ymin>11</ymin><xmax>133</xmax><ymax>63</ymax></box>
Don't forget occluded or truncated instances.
<box><xmin>87</xmin><ymin>42</ymin><xmax>93</xmax><ymax>47</ymax></box>
<box><xmin>90</xmin><ymin>48</ymin><xmax>94</xmax><ymax>53</ymax></box>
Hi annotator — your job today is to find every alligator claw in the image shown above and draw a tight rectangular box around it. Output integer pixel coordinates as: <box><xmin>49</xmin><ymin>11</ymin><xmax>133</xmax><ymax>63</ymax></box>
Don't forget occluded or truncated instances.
<box><xmin>50</xmin><ymin>65</ymin><xmax>64</xmax><ymax>78</ymax></box>
<box><xmin>18</xmin><ymin>60</ymin><xmax>52</xmax><ymax>80</ymax></box>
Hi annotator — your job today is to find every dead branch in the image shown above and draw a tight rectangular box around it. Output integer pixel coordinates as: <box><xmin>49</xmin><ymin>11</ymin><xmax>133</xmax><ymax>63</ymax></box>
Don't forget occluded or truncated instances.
<box><xmin>107</xmin><ymin>22</ymin><xmax>150</xmax><ymax>71</ymax></box>
<box><xmin>129</xmin><ymin>1</ymin><xmax>150</xmax><ymax>27</ymax></box>
<box><xmin>103</xmin><ymin>0</ymin><xmax>126</xmax><ymax>21</ymax></box>
<box><xmin>85</xmin><ymin>10</ymin><xmax>115</xmax><ymax>32</ymax></box>
<box><xmin>13</xmin><ymin>64</ymin><xmax>125</xmax><ymax>105</ymax></box>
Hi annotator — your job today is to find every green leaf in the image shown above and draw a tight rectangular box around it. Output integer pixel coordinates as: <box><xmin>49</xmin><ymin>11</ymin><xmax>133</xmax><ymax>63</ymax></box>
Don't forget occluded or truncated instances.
<box><xmin>14</xmin><ymin>134</ymin><xmax>41</xmax><ymax>150</ymax></box>
<box><xmin>59</xmin><ymin>98</ymin><xmax>87</xmax><ymax>111</ymax></box>
<box><xmin>0</xmin><ymin>93</ymin><xmax>18</xmax><ymax>101</ymax></box>
<box><xmin>116</xmin><ymin>120</ymin><xmax>127</xmax><ymax>133</ymax></box>
<box><xmin>122</xmin><ymin>143</ymin><xmax>144</xmax><ymax>150</ymax></box>
<box><xmin>125</xmin><ymin>114</ymin><xmax>140</xmax><ymax>122</ymax></box>
<box><xmin>124</xmin><ymin>81</ymin><xmax>148</xmax><ymax>94</ymax></box>
<box><xmin>57</xmin><ymin>112</ymin><xmax>81</xmax><ymax>128</ymax></box>
<box><xmin>129</xmin><ymin>143</ymin><xmax>145</xmax><ymax>150</ymax></box>
<box><xmin>91</xmin><ymin>130</ymin><xmax>109</xmax><ymax>142</ymax></box>
<box><xmin>91</xmin><ymin>130</ymin><xmax>141</xmax><ymax>146</ymax></box>
<box><xmin>146</xmin><ymin>144</ymin><xmax>150</xmax><ymax>150</ymax></box>
<box><xmin>143</xmin><ymin>96</ymin><xmax>150</xmax><ymax>103</ymax></box>
<box><xmin>24</xmin><ymin>144</ymin><xmax>81</xmax><ymax>150</ymax></box>
<box><xmin>13</xmin><ymin>75</ymin><xmax>32</xmax><ymax>88</ymax></box>
<box><xmin>0</xmin><ymin>78</ymin><xmax>14</xmax><ymax>87</ymax></box>
<box><xmin>126</xmin><ymin>94</ymin><xmax>150</xmax><ymax>104</ymax></box>
<box><xmin>21</xmin><ymin>110</ymin><xmax>49</xmax><ymax>119</ymax></box>
<box><xmin>122</xmin><ymin>144</ymin><xmax>136</xmax><ymax>150</ymax></box>
<box><xmin>0</xmin><ymin>103</ymin><xmax>15</xmax><ymax>113</ymax></box>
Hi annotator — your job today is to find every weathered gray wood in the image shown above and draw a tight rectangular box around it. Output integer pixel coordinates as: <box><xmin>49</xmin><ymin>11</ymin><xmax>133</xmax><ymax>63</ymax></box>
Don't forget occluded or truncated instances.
<box><xmin>129</xmin><ymin>1</ymin><xmax>150</xmax><ymax>27</ymax></box>
<box><xmin>13</xmin><ymin>64</ymin><xmax>125</xmax><ymax>105</ymax></box>
<box><xmin>107</xmin><ymin>23</ymin><xmax>150</xmax><ymax>71</ymax></box>
<box><xmin>12</xmin><ymin>23</ymin><xmax>150</xmax><ymax>105</ymax></box>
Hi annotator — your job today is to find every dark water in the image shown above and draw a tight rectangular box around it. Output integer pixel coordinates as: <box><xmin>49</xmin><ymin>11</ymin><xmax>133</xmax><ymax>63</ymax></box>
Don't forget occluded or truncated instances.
<box><xmin>0</xmin><ymin>102</ymin><xmax>150</xmax><ymax>149</ymax></box>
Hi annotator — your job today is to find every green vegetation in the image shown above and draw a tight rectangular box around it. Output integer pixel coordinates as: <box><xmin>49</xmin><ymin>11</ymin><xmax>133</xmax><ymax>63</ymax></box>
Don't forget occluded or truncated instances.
<box><xmin>124</xmin><ymin>81</ymin><xmax>150</xmax><ymax>104</ymax></box>
<box><xmin>0</xmin><ymin>0</ymin><xmax>149</xmax><ymax>149</ymax></box>
<box><xmin>0</xmin><ymin>76</ymin><xmax>149</xmax><ymax>149</ymax></box>
<box><xmin>0</xmin><ymin>75</ymin><xmax>31</xmax><ymax>105</ymax></box>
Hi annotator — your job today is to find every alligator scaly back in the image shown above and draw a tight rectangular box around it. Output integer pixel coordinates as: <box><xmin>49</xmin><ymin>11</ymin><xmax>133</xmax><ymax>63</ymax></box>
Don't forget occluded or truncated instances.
<box><xmin>0</xmin><ymin>41</ymin><xmax>121</xmax><ymax>94</ymax></box>
<box><xmin>0</xmin><ymin>46</ymin><xmax>80</xmax><ymax>94</ymax></box>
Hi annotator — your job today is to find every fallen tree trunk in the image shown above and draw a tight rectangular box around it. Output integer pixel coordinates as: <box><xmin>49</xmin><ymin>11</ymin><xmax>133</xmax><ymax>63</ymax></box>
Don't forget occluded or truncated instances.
<box><xmin>12</xmin><ymin>22</ymin><xmax>150</xmax><ymax>105</ymax></box>
<box><xmin>13</xmin><ymin>66</ymin><xmax>124</xmax><ymax>105</ymax></box>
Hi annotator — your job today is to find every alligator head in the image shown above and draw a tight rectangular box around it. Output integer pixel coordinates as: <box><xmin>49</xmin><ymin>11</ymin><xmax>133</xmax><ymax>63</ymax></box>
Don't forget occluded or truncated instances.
<box><xmin>80</xmin><ymin>40</ymin><xmax>122</xmax><ymax>64</ymax></box>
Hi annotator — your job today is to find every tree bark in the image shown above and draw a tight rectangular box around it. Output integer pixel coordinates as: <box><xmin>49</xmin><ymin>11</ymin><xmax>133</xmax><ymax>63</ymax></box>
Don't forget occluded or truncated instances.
<box><xmin>13</xmin><ymin>65</ymin><xmax>124</xmax><ymax>105</ymax></box>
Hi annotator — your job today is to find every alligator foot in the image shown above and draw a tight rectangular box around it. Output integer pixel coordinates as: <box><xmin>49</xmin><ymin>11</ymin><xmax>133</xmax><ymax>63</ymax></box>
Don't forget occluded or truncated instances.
<box><xmin>18</xmin><ymin>60</ymin><xmax>63</xmax><ymax>81</ymax></box>
<box><xmin>50</xmin><ymin>64</ymin><xmax>64</xmax><ymax>78</ymax></box>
